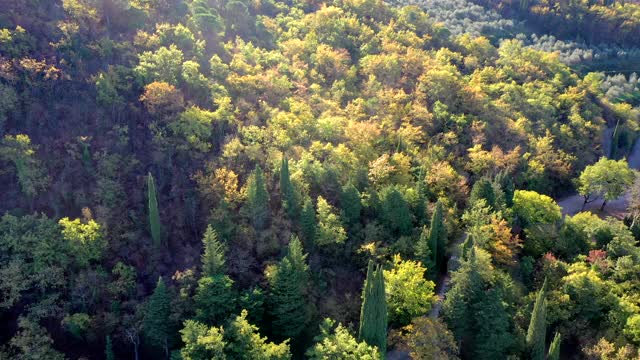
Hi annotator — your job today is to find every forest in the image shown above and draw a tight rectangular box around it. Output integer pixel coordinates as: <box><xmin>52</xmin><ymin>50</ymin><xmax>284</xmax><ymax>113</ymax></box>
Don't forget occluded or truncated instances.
<box><xmin>1</xmin><ymin>0</ymin><xmax>640</xmax><ymax>359</ymax></box>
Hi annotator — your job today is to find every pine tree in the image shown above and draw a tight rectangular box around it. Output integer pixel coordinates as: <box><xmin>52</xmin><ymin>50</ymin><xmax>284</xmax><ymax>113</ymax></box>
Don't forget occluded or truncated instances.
<box><xmin>340</xmin><ymin>183</ymin><xmax>362</xmax><ymax>227</ymax></box>
<box><xmin>300</xmin><ymin>197</ymin><xmax>317</xmax><ymax>246</ymax></box>
<box><xmin>267</xmin><ymin>236</ymin><xmax>310</xmax><ymax>340</ymax></box>
<box><xmin>280</xmin><ymin>157</ymin><xmax>299</xmax><ymax>220</ymax></box>
<box><xmin>547</xmin><ymin>332</ymin><xmax>561</xmax><ymax>360</ymax></box>
<box><xmin>148</xmin><ymin>172</ymin><xmax>163</xmax><ymax>247</ymax></box>
<box><xmin>429</xmin><ymin>201</ymin><xmax>447</xmax><ymax>272</ymax></box>
<box><xmin>144</xmin><ymin>277</ymin><xmax>172</xmax><ymax>358</ymax></box>
<box><xmin>470</xmin><ymin>178</ymin><xmax>496</xmax><ymax>209</ymax></box>
<box><xmin>105</xmin><ymin>335</ymin><xmax>115</xmax><ymax>360</ymax></box>
<box><xmin>201</xmin><ymin>225</ymin><xmax>226</xmax><ymax>277</ymax></box>
<box><xmin>359</xmin><ymin>261</ymin><xmax>388</xmax><ymax>356</ymax></box>
<box><xmin>246</xmin><ymin>165</ymin><xmax>269</xmax><ymax>230</ymax></box>
<box><xmin>194</xmin><ymin>275</ymin><xmax>236</xmax><ymax>325</ymax></box>
<box><xmin>527</xmin><ymin>279</ymin><xmax>548</xmax><ymax>360</ymax></box>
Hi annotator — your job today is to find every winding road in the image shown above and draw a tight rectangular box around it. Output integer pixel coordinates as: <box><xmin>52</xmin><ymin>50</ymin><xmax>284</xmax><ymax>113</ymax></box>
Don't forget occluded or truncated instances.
<box><xmin>387</xmin><ymin>136</ymin><xmax>640</xmax><ymax>360</ymax></box>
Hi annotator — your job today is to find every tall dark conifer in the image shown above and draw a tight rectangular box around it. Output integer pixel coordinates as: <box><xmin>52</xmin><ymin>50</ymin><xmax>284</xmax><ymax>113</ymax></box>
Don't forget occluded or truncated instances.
<box><xmin>148</xmin><ymin>172</ymin><xmax>162</xmax><ymax>247</ymax></box>
<box><xmin>246</xmin><ymin>165</ymin><xmax>269</xmax><ymax>230</ymax></box>
<box><xmin>359</xmin><ymin>261</ymin><xmax>387</xmax><ymax>356</ymax></box>
<box><xmin>429</xmin><ymin>201</ymin><xmax>446</xmax><ymax>272</ymax></box>
<box><xmin>527</xmin><ymin>279</ymin><xmax>548</xmax><ymax>360</ymax></box>
<box><xmin>280</xmin><ymin>157</ymin><xmax>299</xmax><ymax>220</ymax></box>
<box><xmin>268</xmin><ymin>236</ymin><xmax>310</xmax><ymax>340</ymax></box>
<box><xmin>201</xmin><ymin>225</ymin><xmax>226</xmax><ymax>277</ymax></box>
<box><xmin>144</xmin><ymin>277</ymin><xmax>172</xmax><ymax>358</ymax></box>
<box><xmin>300</xmin><ymin>198</ymin><xmax>317</xmax><ymax>246</ymax></box>
<box><xmin>340</xmin><ymin>183</ymin><xmax>362</xmax><ymax>228</ymax></box>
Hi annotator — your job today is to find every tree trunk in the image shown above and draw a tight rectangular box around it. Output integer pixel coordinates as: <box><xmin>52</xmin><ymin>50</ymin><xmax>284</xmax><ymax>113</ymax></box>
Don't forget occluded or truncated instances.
<box><xmin>600</xmin><ymin>199</ymin><xmax>607</xmax><ymax>211</ymax></box>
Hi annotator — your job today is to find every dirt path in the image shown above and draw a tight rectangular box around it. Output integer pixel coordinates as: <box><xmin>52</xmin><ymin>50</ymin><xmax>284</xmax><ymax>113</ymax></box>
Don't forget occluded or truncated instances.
<box><xmin>557</xmin><ymin>138</ymin><xmax>640</xmax><ymax>217</ymax></box>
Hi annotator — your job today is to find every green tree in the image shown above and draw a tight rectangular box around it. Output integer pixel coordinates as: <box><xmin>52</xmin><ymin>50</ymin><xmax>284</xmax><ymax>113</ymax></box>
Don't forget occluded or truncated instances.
<box><xmin>340</xmin><ymin>183</ymin><xmax>362</xmax><ymax>227</ymax></box>
<box><xmin>469</xmin><ymin>178</ymin><xmax>496</xmax><ymax>209</ymax></box>
<box><xmin>0</xmin><ymin>134</ymin><xmax>49</xmax><ymax>198</ymax></box>
<box><xmin>547</xmin><ymin>332</ymin><xmax>561</xmax><ymax>360</ymax></box>
<box><xmin>471</xmin><ymin>287</ymin><xmax>512</xmax><ymax>359</ymax></box>
<box><xmin>512</xmin><ymin>190</ymin><xmax>561</xmax><ymax>227</ymax></box>
<box><xmin>201</xmin><ymin>225</ymin><xmax>226</xmax><ymax>277</ymax></box>
<box><xmin>179</xmin><ymin>320</ymin><xmax>226</xmax><ymax>360</ymax></box>
<box><xmin>415</xmin><ymin>226</ymin><xmax>435</xmax><ymax>277</ymax></box>
<box><xmin>307</xmin><ymin>318</ymin><xmax>380</xmax><ymax>359</ymax></box>
<box><xmin>105</xmin><ymin>335</ymin><xmax>115</xmax><ymax>360</ymax></box>
<box><xmin>245</xmin><ymin>165</ymin><xmax>270</xmax><ymax>230</ymax></box>
<box><xmin>135</xmin><ymin>45</ymin><xmax>184</xmax><ymax>85</ymax></box>
<box><xmin>526</xmin><ymin>279</ymin><xmax>548</xmax><ymax>360</ymax></box>
<box><xmin>267</xmin><ymin>236</ymin><xmax>310</xmax><ymax>340</ymax></box>
<box><xmin>448</xmin><ymin>251</ymin><xmax>514</xmax><ymax>360</ymax></box>
<box><xmin>189</xmin><ymin>0</ymin><xmax>225</xmax><ymax>36</ymax></box>
<box><xmin>315</xmin><ymin>196</ymin><xmax>347</xmax><ymax>247</ymax></box>
<box><xmin>59</xmin><ymin>217</ymin><xmax>106</xmax><ymax>268</ymax></box>
<box><xmin>280</xmin><ymin>157</ymin><xmax>299</xmax><ymax>220</ymax></box>
<box><xmin>359</xmin><ymin>261</ymin><xmax>387</xmax><ymax>356</ymax></box>
<box><xmin>494</xmin><ymin>170</ymin><xmax>515</xmax><ymax>207</ymax></box>
<box><xmin>300</xmin><ymin>198</ymin><xmax>317</xmax><ymax>246</ymax></box>
<box><xmin>194</xmin><ymin>275</ymin><xmax>236</xmax><ymax>325</ymax></box>
<box><xmin>577</xmin><ymin>157</ymin><xmax>636</xmax><ymax>211</ymax></box>
<box><xmin>380</xmin><ymin>186</ymin><xmax>412</xmax><ymax>236</ymax></box>
<box><xmin>7</xmin><ymin>318</ymin><xmax>66</xmax><ymax>360</ymax></box>
<box><xmin>383</xmin><ymin>255</ymin><xmax>436</xmax><ymax>326</ymax></box>
<box><xmin>148</xmin><ymin>172</ymin><xmax>163</xmax><ymax>247</ymax></box>
<box><xmin>429</xmin><ymin>201</ymin><xmax>447</xmax><ymax>272</ymax></box>
<box><xmin>144</xmin><ymin>277</ymin><xmax>173</xmax><ymax>358</ymax></box>
<box><xmin>226</xmin><ymin>310</ymin><xmax>291</xmax><ymax>360</ymax></box>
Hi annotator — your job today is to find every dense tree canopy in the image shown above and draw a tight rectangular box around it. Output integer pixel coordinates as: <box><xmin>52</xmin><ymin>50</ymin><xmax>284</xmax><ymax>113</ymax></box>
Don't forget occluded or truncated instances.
<box><xmin>1</xmin><ymin>0</ymin><xmax>640</xmax><ymax>359</ymax></box>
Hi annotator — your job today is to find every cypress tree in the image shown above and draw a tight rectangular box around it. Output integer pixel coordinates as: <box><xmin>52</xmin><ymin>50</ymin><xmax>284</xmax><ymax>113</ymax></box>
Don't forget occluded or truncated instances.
<box><xmin>415</xmin><ymin>166</ymin><xmax>429</xmax><ymax>225</ymax></box>
<box><xmin>105</xmin><ymin>335</ymin><xmax>115</xmax><ymax>360</ymax></box>
<box><xmin>340</xmin><ymin>183</ymin><xmax>362</xmax><ymax>227</ymax></box>
<box><xmin>201</xmin><ymin>225</ymin><xmax>226</xmax><ymax>277</ymax></box>
<box><xmin>148</xmin><ymin>172</ymin><xmax>162</xmax><ymax>247</ymax></box>
<box><xmin>526</xmin><ymin>279</ymin><xmax>548</xmax><ymax>360</ymax></box>
<box><xmin>300</xmin><ymin>198</ymin><xmax>317</xmax><ymax>246</ymax></box>
<box><xmin>280</xmin><ymin>157</ymin><xmax>299</xmax><ymax>220</ymax></box>
<box><xmin>144</xmin><ymin>277</ymin><xmax>172</xmax><ymax>358</ymax></box>
<box><xmin>359</xmin><ymin>261</ymin><xmax>388</xmax><ymax>356</ymax></box>
<box><xmin>547</xmin><ymin>332</ymin><xmax>561</xmax><ymax>360</ymax></box>
<box><xmin>246</xmin><ymin>165</ymin><xmax>269</xmax><ymax>230</ymax></box>
<box><xmin>267</xmin><ymin>236</ymin><xmax>310</xmax><ymax>340</ymax></box>
<box><xmin>429</xmin><ymin>201</ymin><xmax>447</xmax><ymax>272</ymax></box>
